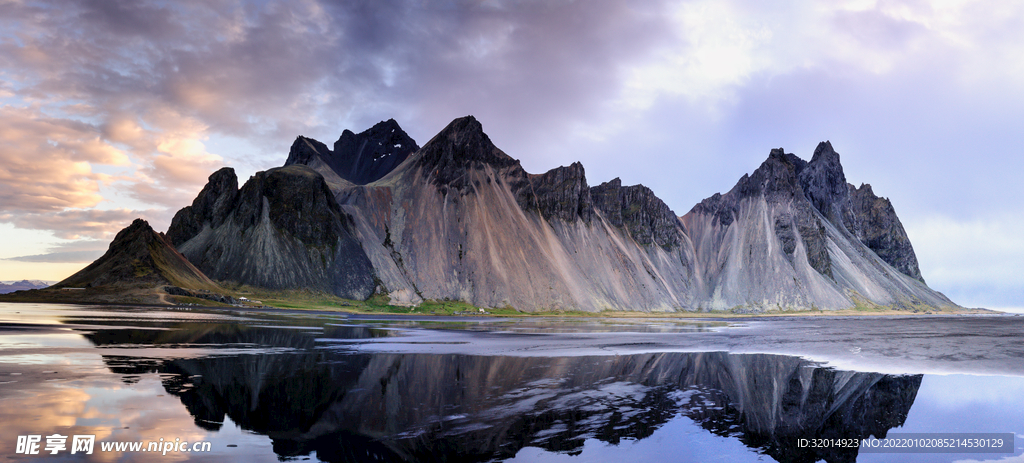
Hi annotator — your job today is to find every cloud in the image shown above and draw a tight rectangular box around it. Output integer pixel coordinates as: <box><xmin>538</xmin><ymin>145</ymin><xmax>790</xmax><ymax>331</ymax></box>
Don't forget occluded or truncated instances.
<box><xmin>0</xmin><ymin>106</ymin><xmax>127</xmax><ymax>213</ymax></box>
<box><xmin>0</xmin><ymin>1</ymin><xmax>226</xmax><ymax>220</ymax></box>
<box><xmin>0</xmin><ymin>208</ymin><xmax>163</xmax><ymax>240</ymax></box>
<box><xmin>3</xmin><ymin>239</ymin><xmax>108</xmax><ymax>263</ymax></box>
<box><xmin>0</xmin><ymin>0</ymin><xmax>680</xmax><ymax>227</ymax></box>
<box><xmin>904</xmin><ymin>213</ymin><xmax>1024</xmax><ymax>307</ymax></box>
<box><xmin>118</xmin><ymin>109</ymin><xmax>225</xmax><ymax>208</ymax></box>
<box><xmin>4</xmin><ymin>250</ymin><xmax>104</xmax><ymax>264</ymax></box>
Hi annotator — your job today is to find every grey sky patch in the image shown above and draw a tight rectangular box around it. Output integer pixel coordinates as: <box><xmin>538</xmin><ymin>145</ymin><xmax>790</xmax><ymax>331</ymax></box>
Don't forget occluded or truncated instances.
<box><xmin>4</xmin><ymin>250</ymin><xmax>105</xmax><ymax>264</ymax></box>
<box><xmin>1</xmin><ymin>238</ymin><xmax>107</xmax><ymax>264</ymax></box>
<box><xmin>2</xmin><ymin>209</ymin><xmax>164</xmax><ymax>240</ymax></box>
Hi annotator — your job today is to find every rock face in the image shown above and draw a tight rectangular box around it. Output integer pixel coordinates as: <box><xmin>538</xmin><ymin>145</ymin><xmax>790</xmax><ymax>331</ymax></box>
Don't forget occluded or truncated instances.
<box><xmin>57</xmin><ymin>218</ymin><xmax>217</xmax><ymax>291</ymax></box>
<box><xmin>799</xmin><ymin>142</ymin><xmax>923</xmax><ymax>282</ymax></box>
<box><xmin>590</xmin><ymin>178</ymin><xmax>685</xmax><ymax>249</ymax></box>
<box><xmin>681</xmin><ymin>142</ymin><xmax>951</xmax><ymax>310</ymax></box>
<box><xmin>175</xmin><ymin>116</ymin><xmax>953</xmax><ymax>312</ymax></box>
<box><xmin>166</xmin><ymin>165</ymin><xmax>376</xmax><ymax>300</ymax></box>
<box><xmin>846</xmin><ymin>183</ymin><xmax>924</xmax><ymax>282</ymax></box>
<box><xmin>166</xmin><ymin>167</ymin><xmax>239</xmax><ymax>248</ymax></box>
<box><xmin>326</xmin><ymin>116</ymin><xmax>696</xmax><ymax>310</ymax></box>
<box><xmin>520</xmin><ymin>162</ymin><xmax>594</xmax><ymax>223</ymax></box>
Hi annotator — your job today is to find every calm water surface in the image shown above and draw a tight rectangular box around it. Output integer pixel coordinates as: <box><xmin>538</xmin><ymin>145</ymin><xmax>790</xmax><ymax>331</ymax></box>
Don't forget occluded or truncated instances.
<box><xmin>1</xmin><ymin>303</ymin><xmax>1022</xmax><ymax>462</ymax></box>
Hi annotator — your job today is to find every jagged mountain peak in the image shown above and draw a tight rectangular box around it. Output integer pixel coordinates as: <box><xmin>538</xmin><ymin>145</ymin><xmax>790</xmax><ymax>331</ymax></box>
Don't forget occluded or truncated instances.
<box><xmin>601</xmin><ymin>177</ymin><xmax>623</xmax><ymax>188</ymax></box>
<box><xmin>168</xmin><ymin>164</ymin><xmax>377</xmax><ymax>299</ymax></box>
<box><xmin>846</xmin><ymin>181</ymin><xmax>924</xmax><ymax>282</ymax></box>
<box><xmin>232</xmin><ymin>165</ymin><xmax>347</xmax><ymax>247</ymax></box>
<box><xmin>285</xmin><ymin>136</ymin><xmax>332</xmax><ymax>167</ymax></box>
<box><xmin>681</xmin><ymin>140</ymin><xmax>941</xmax><ymax>309</ymax></box>
<box><xmin>208</xmin><ymin>166</ymin><xmax>238</xmax><ymax>186</ymax></box>
<box><xmin>122</xmin><ymin>217</ymin><xmax>152</xmax><ymax>234</ymax></box>
<box><xmin>166</xmin><ymin>167</ymin><xmax>239</xmax><ymax>247</ymax></box>
<box><xmin>335</xmin><ymin>119</ymin><xmax>402</xmax><ymax>141</ymax></box>
<box><xmin>799</xmin><ymin>141</ymin><xmax>849</xmax><ymax>224</ymax></box>
<box><xmin>352</xmin><ymin>118</ymin><xmax>403</xmax><ymax>138</ymax></box>
<box><xmin>419</xmin><ymin>116</ymin><xmax>513</xmax><ymax>163</ymax></box>
<box><xmin>417</xmin><ymin>115</ymin><xmax>521</xmax><ymax>189</ymax></box>
<box><xmin>284</xmin><ymin>120</ymin><xmax>418</xmax><ymax>185</ymax></box>
<box><xmin>855</xmin><ymin>182</ymin><xmax>875</xmax><ymax>195</ymax></box>
<box><xmin>811</xmin><ymin>140</ymin><xmax>838</xmax><ymax>162</ymax></box>
<box><xmin>731</xmin><ymin>148</ymin><xmax>806</xmax><ymax>200</ymax></box>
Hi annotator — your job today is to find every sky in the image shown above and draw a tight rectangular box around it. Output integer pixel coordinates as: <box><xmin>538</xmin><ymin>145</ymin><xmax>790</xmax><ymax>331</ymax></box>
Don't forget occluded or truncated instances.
<box><xmin>0</xmin><ymin>0</ymin><xmax>1021</xmax><ymax>311</ymax></box>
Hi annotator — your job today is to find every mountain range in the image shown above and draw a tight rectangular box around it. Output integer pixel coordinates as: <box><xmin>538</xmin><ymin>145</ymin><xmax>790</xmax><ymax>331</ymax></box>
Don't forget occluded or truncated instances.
<box><xmin>158</xmin><ymin>115</ymin><xmax>955</xmax><ymax>312</ymax></box>
<box><xmin>0</xmin><ymin>280</ymin><xmax>51</xmax><ymax>294</ymax></box>
<box><xmin>12</xmin><ymin>115</ymin><xmax>956</xmax><ymax>312</ymax></box>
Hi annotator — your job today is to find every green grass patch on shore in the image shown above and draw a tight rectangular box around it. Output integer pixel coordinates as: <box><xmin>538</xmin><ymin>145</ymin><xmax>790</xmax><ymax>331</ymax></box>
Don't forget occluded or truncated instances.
<box><xmin>222</xmin><ymin>285</ymin><xmax>987</xmax><ymax>318</ymax></box>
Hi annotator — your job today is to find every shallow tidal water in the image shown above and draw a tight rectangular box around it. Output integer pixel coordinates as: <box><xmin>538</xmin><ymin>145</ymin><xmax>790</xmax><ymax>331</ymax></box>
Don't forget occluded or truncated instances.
<box><xmin>1</xmin><ymin>303</ymin><xmax>1022</xmax><ymax>462</ymax></box>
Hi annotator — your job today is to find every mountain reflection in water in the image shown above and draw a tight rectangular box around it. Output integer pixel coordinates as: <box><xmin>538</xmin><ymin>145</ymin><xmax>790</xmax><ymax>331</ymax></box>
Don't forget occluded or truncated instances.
<box><xmin>83</xmin><ymin>325</ymin><xmax>921</xmax><ymax>463</ymax></box>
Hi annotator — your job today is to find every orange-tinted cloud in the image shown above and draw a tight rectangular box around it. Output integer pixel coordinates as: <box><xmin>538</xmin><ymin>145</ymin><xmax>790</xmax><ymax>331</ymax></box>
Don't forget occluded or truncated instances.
<box><xmin>0</xmin><ymin>107</ymin><xmax>127</xmax><ymax>214</ymax></box>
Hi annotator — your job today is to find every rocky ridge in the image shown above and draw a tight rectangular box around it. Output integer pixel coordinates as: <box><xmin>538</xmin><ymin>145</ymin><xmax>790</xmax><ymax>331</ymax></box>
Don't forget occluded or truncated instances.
<box><xmin>591</xmin><ymin>178</ymin><xmax>685</xmax><ymax>250</ymax></box>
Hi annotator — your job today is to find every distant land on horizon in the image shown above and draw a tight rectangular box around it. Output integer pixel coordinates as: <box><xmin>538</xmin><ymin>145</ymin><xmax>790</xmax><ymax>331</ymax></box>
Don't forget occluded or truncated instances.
<box><xmin>0</xmin><ymin>280</ymin><xmax>52</xmax><ymax>294</ymax></box>
<box><xmin>3</xmin><ymin>116</ymin><xmax>961</xmax><ymax>313</ymax></box>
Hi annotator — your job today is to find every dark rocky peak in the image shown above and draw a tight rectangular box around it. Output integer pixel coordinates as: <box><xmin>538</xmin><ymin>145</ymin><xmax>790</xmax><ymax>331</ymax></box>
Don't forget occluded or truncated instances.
<box><xmin>591</xmin><ymin>178</ymin><xmax>683</xmax><ymax>249</ymax></box>
<box><xmin>798</xmin><ymin>141</ymin><xmax>850</xmax><ymax>223</ymax></box>
<box><xmin>283</xmin><ymin>121</ymin><xmax>418</xmax><ymax>185</ymax></box>
<box><xmin>169</xmin><ymin>165</ymin><xmax>352</xmax><ymax>251</ymax></box>
<box><xmin>684</xmin><ymin>148</ymin><xmax>811</xmax><ymax>227</ymax></box>
<box><xmin>166</xmin><ymin>167</ymin><xmax>239</xmax><ymax>247</ymax></box>
<box><xmin>687</xmin><ymin>148</ymin><xmax>813</xmax><ymax>226</ymax></box>
<box><xmin>416</xmin><ymin>116</ymin><xmax>522</xmax><ymax>191</ymax></box>
<box><xmin>285</xmin><ymin>136</ymin><xmax>333</xmax><ymax>167</ymax></box>
<box><xmin>336</xmin><ymin>118</ymin><xmax>410</xmax><ymax>151</ymax></box>
<box><xmin>331</xmin><ymin>118</ymin><xmax>419</xmax><ymax>184</ymax></box>
<box><xmin>731</xmin><ymin>148</ymin><xmax>807</xmax><ymax>200</ymax></box>
<box><xmin>63</xmin><ymin>218</ymin><xmax>164</xmax><ymax>288</ymax></box>
<box><xmin>233</xmin><ymin>165</ymin><xmax>350</xmax><ymax>248</ymax></box>
<box><xmin>520</xmin><ymin>162</ymin><xmax>594</xmax><ymax>223</ymax></box>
